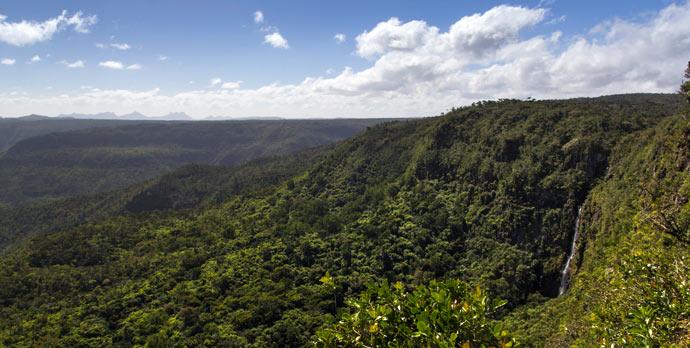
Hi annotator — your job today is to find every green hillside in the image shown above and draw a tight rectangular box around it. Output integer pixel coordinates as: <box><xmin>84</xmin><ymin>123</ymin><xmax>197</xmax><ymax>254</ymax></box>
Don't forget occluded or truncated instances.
<box><xmin>0</xmin><ymin>145</ymin><xmax>333</xmax><ymax>250</ymax></box>
<box><xmin>506</xmin><ymin>109</ymin><xmax>690</xmax><ymax>346</ymax></box>
<box><xmin>0</xmin><ymin>117</ymin><xmax>146</xmax><ymax>152</ymax></box>
<box><xmin>0</xmin><ymin>94</ymin><xmax>687</xmax><ymax>347</ymax></box>
<box><xmin>0</xmin><ymin>119</ymin><xmax>388</xmax><ymax>206</ymax></box>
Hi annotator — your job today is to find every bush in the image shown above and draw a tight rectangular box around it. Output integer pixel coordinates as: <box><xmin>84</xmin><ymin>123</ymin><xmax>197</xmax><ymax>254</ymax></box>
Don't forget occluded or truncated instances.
<box><xmin>314</xmin><ymin>279</ymin><xmax>515</xmax><ymax>347</ymax></box>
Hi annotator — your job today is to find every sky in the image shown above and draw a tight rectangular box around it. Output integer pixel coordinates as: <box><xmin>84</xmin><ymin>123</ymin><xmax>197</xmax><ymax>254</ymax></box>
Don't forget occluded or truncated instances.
<box><xmin>0</xmin><ymin>0</ymin><xmax>688</xmax><ymax>118</ymax></box>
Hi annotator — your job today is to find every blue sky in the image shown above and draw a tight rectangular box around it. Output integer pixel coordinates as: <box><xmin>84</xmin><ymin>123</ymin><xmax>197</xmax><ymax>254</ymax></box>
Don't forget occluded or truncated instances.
<box><xmin>0</xmin><ymin>0</ymin><xmax>688</xmax><ymax>118</ymax></box>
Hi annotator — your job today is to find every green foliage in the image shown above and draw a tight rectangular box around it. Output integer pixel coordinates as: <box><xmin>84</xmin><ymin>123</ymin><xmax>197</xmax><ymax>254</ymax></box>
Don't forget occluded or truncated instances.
<box><xmin>0</xmin><ymin>146</ymin><xmax>328</xmax><ymax>249</ymax></box>
<box><xmin>0</xmin><ymin>94</ymin><xmax>687</xmax><ymax>347</ymax></box>
<box><xmin>315</xmin><ymin>279</ymin><xmax>514</xmax><ymax>347</ymax></box>
<box><xmin>680</xmin><ymin>61</ymin><xmax>690</xmax><ymax>104</ymax></box>
<box><xmin>504</xmin><ymin>114</ymin><xmax>690</xmax><ymax>346</ymax></box>
<box><xmin>586</xmin><ymin>116</ymin><xmax>690</xmax><ymax>346</ymax></box>
<box><xmin>589</xmin><ymin>232</ymin><xmax>690</xmax><ymax>346</ymax></box>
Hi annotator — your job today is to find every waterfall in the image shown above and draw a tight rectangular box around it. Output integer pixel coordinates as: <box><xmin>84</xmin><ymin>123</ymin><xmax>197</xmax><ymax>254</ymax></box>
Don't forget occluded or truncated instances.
<box><xmin>559</xmin><ymin>206</ymin><xmax>583</xmax><ymax>296</ymax></box>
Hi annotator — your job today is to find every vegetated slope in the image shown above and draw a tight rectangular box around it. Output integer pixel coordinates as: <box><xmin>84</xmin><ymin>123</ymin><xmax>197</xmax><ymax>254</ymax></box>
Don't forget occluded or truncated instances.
<box><xmin>506</xmin><ymin>112</ymin><xmax>690</xmax><ymax>346</ymax></box>
<box><xmin>0</xmin><ymin>94</ymin><xmax>686</xmax><ymax>347</ymax></box>
<box><xmin>0</xmin><ymin>145</ymin><xmax>330</xmax><ymax>250</ymax></box>
<box><xmin>0</xmin><ymin>119</ymin><xmax>388</xmax><ymax>206</ymax></box>
<box><xmin>0</xmin><ymin>116</ymin><xmax>146</xmax><ymax>151</ymax></box>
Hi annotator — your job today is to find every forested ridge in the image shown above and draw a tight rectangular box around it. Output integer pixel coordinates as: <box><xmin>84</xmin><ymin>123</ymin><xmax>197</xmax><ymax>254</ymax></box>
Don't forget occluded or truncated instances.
<box><xmin>0</xmin><ymin>94</ymin><xmax>688</xmax><ymax>347</ymax></box>
<box><xmin>0</xmin><ymin>117</ymin><xmax>147</xmax><ymax>152</ymax></box>
<box><xmin>0</xmin><ymin>119</ymin><xmax>388</xmax><ymax>207</ymax></box>
<box><xmin>0</xmin><ymin>145</ymin><xmax>331</xmax><ymax>250</ymax></box>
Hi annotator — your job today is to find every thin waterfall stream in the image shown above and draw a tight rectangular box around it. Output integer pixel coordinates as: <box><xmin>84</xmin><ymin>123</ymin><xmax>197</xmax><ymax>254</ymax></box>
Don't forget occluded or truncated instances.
<box><xmin>559</xmin><ymin>206</ymin><xmax>583</xmax><ymax>296</ymax></box>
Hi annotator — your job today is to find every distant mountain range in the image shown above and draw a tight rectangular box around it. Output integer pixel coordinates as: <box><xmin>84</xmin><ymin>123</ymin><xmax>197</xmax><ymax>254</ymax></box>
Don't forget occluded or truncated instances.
<box><xmin>0</xmin><ymin>112</ymin><xmax>323</xmax><ymax>121</ymax></box>
<box><xmin>56</xmin><ymin>111</ymin><xmax>194</xmax><ymax>121</ymax></box>
<box><xmin>51</xmin><ymin>112</ymin><xmax>293</xmax><ymax>120</ymax></box>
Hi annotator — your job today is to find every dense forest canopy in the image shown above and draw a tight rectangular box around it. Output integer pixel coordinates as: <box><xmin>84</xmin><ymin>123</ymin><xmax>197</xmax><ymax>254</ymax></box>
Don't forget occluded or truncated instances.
<box><xmin>0</xmin><ymin>94</ymin><xmax>688</xmax><ymax>347</ymax></box>
<box><xmin>0</xmin><ymin>119</ymin><xmax>390</xmax><ymax>207</ymax></box>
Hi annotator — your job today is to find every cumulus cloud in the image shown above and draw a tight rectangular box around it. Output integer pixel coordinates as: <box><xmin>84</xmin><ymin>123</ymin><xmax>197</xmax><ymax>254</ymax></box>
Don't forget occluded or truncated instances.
<box><xmin>99</xmin><ymin>60</ymin><xmax>124</xmax><ymax>69</ymax></box>
<box><xmin>447</xmin><ymin>5</ymin><xmax>545</xmax><ymax>58</ymax></box>
<box><xmin>1</xmin><ymin>58</ymin><xmax>15</xmax><ymax>65</ymax></box>
<box><xmin>158</xmin><ymin>55</ymin><xmax>168</xmax><ymax>61</ymax></box>
<box><xmin>99</xmin><ymin>61</ymin><xmax>141</xmax><ymax>70</ymax></box>
<box><xmin>29</xmin><ymin>55</ymin><xmax>41</xmax><ymax>63</ymax></box>
<box><xmin>355</xmin><ymin>18</ymin><xmax>438</xmax><ymax>59</ymax></box>
<box><xmin>254</xmin><ymin>11</ymin><xmax>264</xmax><ymax>24</ymax></box>
<box><xmin>2</xmin><ymin>3</ymin><xmax>690</xmax><ymax>118</ymax></box>
<box><xmin>264</xmin><ymin>32</ymin><xmax>289</xmax><ymax>49</ymax></box>
<box><xmin>209</xmin><ymin>78</ymin><xmax>242</xmax><ymax>89</ymax></box>
<box><xmin>0</xmin><ymin>10</ymin><xmax>96</xmax><ymax>46</ymax></box>
<box><xmin>334</xmin><ymin>33</ymin><xmax>346</xmax><ymax>43</ymax></box>
<box><xmin>62</xmin><ymin>60</ymin><xmax>84</xmax><ymax>68</ymax></box>
<box><xmin>222</xmin><ymin>81</ymin><xmax>243</xmax><ymax>89</ymax></box>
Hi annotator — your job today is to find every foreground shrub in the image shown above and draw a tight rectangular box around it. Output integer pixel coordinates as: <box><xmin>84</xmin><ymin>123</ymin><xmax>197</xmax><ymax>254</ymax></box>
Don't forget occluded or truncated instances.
<box><xmin>315</xmin><ymin>279</ymin><xmax>515</xmax><ymax>347</ymax></box>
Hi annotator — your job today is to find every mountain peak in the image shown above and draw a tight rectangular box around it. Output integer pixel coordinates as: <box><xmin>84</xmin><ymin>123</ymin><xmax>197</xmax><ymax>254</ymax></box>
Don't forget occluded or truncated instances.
<box><xmin>121</xmin><ymin>111</ymin><xmax>147</xmax><ymax>119</ymax></box>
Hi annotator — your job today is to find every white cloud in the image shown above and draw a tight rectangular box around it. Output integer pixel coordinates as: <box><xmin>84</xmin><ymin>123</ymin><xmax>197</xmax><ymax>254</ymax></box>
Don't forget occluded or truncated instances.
<box><xmin>264</xmin><ymin>32</ymin><xmax>289</xmax><ymax>49</ymax></box>
<box><xmin>111</xmin><ymin>43</ymin><xmax>131</xmax><ymax>50</ymax></box>
<box><xmin>254</xmin><ymin>11</ymin><xmax>264</xmax><ymax>24</ymax></box>
<box><xmin>447</xmin><ymin>5</ymin><xmax>545</xmax><ymax>58</ymax></box>
<box><xmin>334</xmin><ymin>33</ymin><xmax>346</xmax><ymax>43</ymax></box>
<box><xmin>29</xmin><ymin>55</ymin><xmax>41</xmax><ymax>63</ymax></box>
<box><xmin>210</xmin><ymin>78</ymin><xmax>242</xmax><ymax>90</ymax></box>
<box><xmin>64</xmin><ymin>11</ymin><xmax>97</xmax><ymax>33</ymax></box>
<box><xmin>62</xmin><ymin>60</ymin><xmax>84</xmax><ymax>68</ymax></box>
<box><xmin>99</xmin><ymin>61</ymin><xmax>124</xmax><ymax>69</ymax></box>
<box><xmin>1</xmin><ymin>3</ymin><xmax>689</xmax><ymax>118</ymax></box>
<box><xmin>97</xmin><ymin>42</ymin><xmax>132</xmax><ymax>50</ymax></box>
<box><xmin>158</xmin><ymin>55</ymin><xmax>168</xmax><ymax>61</ymax></box>
<box><xmin>354</xmin><ymin>18</ymin><xmax>438</xmax><ymax>59</ymax></box>
<box><xmin>98</xmin><ymin>61</ymin><xmax>141</xmax><ymax>70</ymax></box>
<box><xmin>222</xmin><ymin>81</ymin><xmax>243</xmax><ymax>89</ymax></box>
<box><xmin>355</xmin><ymin>5</ymin><xmax>545</xmax><ymax>60</ymax></box>
<box><xmin>0</xmin><ymin>10</ymin><xmax>96</xmax><ymax>46</ymax></box>
<box><xmin>1</xmin><ymin>58</ymin><xmax>15</xmax><ymax>65</ymax></box>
